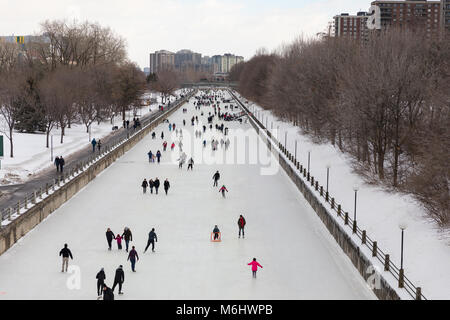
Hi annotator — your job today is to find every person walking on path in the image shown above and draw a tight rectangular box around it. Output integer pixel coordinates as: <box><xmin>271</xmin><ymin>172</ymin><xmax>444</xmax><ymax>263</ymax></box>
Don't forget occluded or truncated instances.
<box><xmin>164</xmin><ymin>179</ymin><xmax>170</xmax><ymax>195</ymax></box>
<box><xmin>96</xmin><ymin>268</ymin><xmax>106</xmax><ymax>297</ymax></box>
<box><xmin>187</xmin><ymin>157</ymin><xmax>194</xmax><ymax>170</ymax></box>
<box><xmin>127</xmin><ymin>246</ymin><xmax>139</xmax><ymax>272</ymax></box>
<box><xmin>156</xmin><ymin>150</ymin><xmax>162</xmax><ymax>163</ymax></box>
<box><xmin>102</xmin><ymin>284</ymin><xmax>114</xmax><ymax>300</ymax></box>
<box><xmin>142</xmin><ymin>179</ymin><xmax>148</xmax><ymax>194</ymax></box>
<box><xmin>154</xmin><ymin>178</ymin><xmax>160</xmax><ymax>194</ymax></box>
<box><xmin>97</xmin><ymin>139</ymin><xmax>102</xmax><ymax>152</ymax></box>
<box><xmin>54</xmin><ymin>156</ymin><xmax>61</xmax><ymax>172</ymax></box>
<box><xmin>106</xmin><ymin>228</ymin><xmax>115</xmax><ymax>250</ymax></box>
<box><xmin>144</xmin><ymin>228</ymin><xmax>158</xmax><ymax>253</ymax></box>
<box><xmin>248</xmin><ymin>258</ymin><xmax>263</xmax><ymax>278</ymax></box>
<box><xmin>219</xmin><ymin>185</ymin><xmax>228</xmax><ymax>198</ymax></box>
<box><xmin>238</xmin><ymin>215</ymin><xmax>246</xmax><ymax>238</ymax></box>
<box><xmin>112</xmin><ymin>265</ymin><xmax>125</xmax><ymax>295</ymax></box>
<box><xmin>115</xmin><ymin>234</ymin><xmax>123</xmax><ymax>250</ymax></box>
<box><xmin>59</xmin><ymin>243</ymin><xmax>73</xmax><ymax>272</ymax></box>
<box><xmin>91</xmin><ymin>138</ymin><xmax>97</xmax><ymax>153</ymax></box>
<box><xmin>212</xmin><ymin>170</ymin><xmax>220</xmax><ymax>187</ymax></box>
<box><xmin>122</xmin><ymin>227</ymin><xmax>133</xmax><ymax>252</ymax></box>
<box><xmin>59</xmin><ymin>156</ymin><xmax>65</xmax><ymax>173</ymax></box>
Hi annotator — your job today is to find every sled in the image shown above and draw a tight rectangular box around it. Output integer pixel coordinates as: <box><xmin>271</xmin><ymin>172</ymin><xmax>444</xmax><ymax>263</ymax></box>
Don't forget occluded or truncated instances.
<box><xmin>210</xmin><ymin>232</ymin><xmax>221</xmax><ymax>242</ymax></box>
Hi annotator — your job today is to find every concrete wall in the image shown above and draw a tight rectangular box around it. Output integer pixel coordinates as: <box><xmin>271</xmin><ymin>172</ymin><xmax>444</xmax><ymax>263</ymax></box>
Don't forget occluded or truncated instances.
<box><xmin>231</xmin><ymin>90</ymin><xmax>401</xmax><ymax>300</ymax></box>
<box><xmin>0</xmin><ymin>92</ymin><xmax>195</xmax><ymax>256</ymax></box>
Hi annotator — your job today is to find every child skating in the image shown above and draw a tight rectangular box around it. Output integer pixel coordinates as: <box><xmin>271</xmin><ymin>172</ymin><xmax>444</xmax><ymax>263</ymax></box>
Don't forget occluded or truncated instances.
<box><xmin>248</xmin><ymin>258</ymin><xmax>263</xmax><ymax>278</ymax></box>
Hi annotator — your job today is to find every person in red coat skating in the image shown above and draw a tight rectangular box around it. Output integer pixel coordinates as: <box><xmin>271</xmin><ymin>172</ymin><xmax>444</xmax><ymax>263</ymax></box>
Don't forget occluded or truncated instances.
<box><xmin>171</xmin><ymin>142</ymin><xmax>175</xmax><ymax>151</ymax></box>
<box><xmin>115</xmin><ymin>234</ymin><xmax>123</xmax><ymax>250</ymax></box>
<box><xmin>248</xmin><ymin>258</ymin><xmax>263</xmax><ymax>278</ymax></box>
<box><xmin>219</xmin><ymin>185</ymin><xmax>228</xmax><ymax>198</ymax></box>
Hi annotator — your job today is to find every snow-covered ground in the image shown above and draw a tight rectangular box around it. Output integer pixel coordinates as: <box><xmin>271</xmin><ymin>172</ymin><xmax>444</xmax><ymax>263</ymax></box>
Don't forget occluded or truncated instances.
<box><xmin>0</xmin><ymin>90</ymin><xmax>376</xmax><ymax>300</ymax></box>
<box><xmin>233</xmin><ymin>91</ymin><xmax>450</xmax><ymax>300</ymax></box>
<box><xmin>0</xmin><ymin>91</ymin><xmax>181</xmax><ymax>185</ymax></box>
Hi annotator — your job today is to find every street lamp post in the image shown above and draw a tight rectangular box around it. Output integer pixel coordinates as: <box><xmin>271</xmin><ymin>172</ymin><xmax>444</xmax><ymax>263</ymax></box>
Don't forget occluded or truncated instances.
<box><xmin>51</xmin><ymin>135</ymin><xmax>53</xmax><ymax>162</ymax></box>
<box><xmin>326</xmin><ymin>165</ymin><xmax>330</xmax><ymax>201</ymax></box>
<box><xmin>307</xmin><ymin>150</ymin><xmax>311</xmax><ymax>181</ymax></box>
<box><xmin>399</xmin><ymin>223</ymin><xmax>407</xmax><ymax>288</ymax></box>
<box><xmin>295</xmin><ymin>140</ymin><xmax>298</xmax><ymax>163</ymax></box>
<box><xmin>285</xmin><ymin>131</ymin><xmax>287</xmax><ymax>149</ymax></box>
<box><xmin>353</xmin><ymin>186</ymin><xmax>359</xmax><ymax>233</ymax></box>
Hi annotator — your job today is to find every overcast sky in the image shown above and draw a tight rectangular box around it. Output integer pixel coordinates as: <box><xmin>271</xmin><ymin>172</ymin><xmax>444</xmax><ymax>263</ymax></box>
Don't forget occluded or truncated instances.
<box><xmin>1</xmin><ymin>0</ymin><xmax>368</xmax><ymax>69</ymax></box>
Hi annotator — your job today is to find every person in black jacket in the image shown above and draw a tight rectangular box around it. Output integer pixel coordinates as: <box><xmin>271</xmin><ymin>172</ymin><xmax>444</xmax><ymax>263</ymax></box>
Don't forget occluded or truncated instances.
<box><xmin>238</xmin><ymin>215</ymin><xmax>246</xmax><ymax>238</ymax></box>
<box><xmin>122</xmin><ymin>227</ymin><xmax>133</xmax><ymax>252</ymax></box>
<box><xmin>163</xmin><ymin>179</ymin><xmax>170</xmax><ymax>195</ymax></box>
<box><xmin>154</xmin><ymin>178</ymin><xmax>160</xmax><ymax>194</ymax></box>
<box><xmin>54</xmin><ymin>156</ymin><xmax>61</xmax><ymax>172</ymax></box>
<box><xmin>59</xmin><ymin>156</ymin><xmax>65</xmax><ymax>173</ymax></box>
<box><xmin>102</xmin><ymin>285</ymin><xmax>114</xmax><ymax>300</ymax></box>
<box><xmin>212</xmin><ymin>170</ymin><xmax>220</xmax><ymax>187</ymax></box>
<box><xmin>144</xmin><ymin>228</ymin><xmax>158</xmax><ymax>253</ymax></box>
<box><xmin>142</xmin><ymin>179</ymin><xmax>148</xmax><ymax>193</ymax></box>
<box><xmin>59</xmin><ymin>243</ymin><xmax>73</xmax><ymax>272</ymax></box>
<box><xmin>112</xmin><ymin>265</ymin><xmax>124</xmax><ymax>294</ymax></box>
<box><xmin>156</xmin><ymin>150</ymin><xmax>162</xmax><ymax>163</ymax></box>
<box><xmin>96</xmin><ymin>268</ymin><xmax>106</xmax><ymax>297</ymax></box>
<box><xmin>106</xmin><ymin>228</ymin><xmax>115</xmax><ymax>250</ymax></box>
<box><xmin>149</xmin><ymin>179</ymin><xmax>154</xmax><ymax>194</ymax></box>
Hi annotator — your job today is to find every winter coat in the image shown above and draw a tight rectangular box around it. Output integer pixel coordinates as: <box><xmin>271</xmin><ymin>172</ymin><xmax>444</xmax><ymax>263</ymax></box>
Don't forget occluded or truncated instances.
<box><xmin>54</xmin><ymin>158</ymin><xmax>60</xmax><ymax>166</ymax></box>
<box><xmin>154</xmin><ymin>179</ymin><xmax>160</xmax><ymax>188</ymax></box>
<box><xmin>213</xmin><ymin>227</ymin><xmax>220</xmax><ymax>233</ymax></box>
<box><xmin>164</xmin><ymin>180</ymin><xmax>170</xmax><ymax>190</ymax></box>
<box><xmin>106</xmin><ymin>230</ymin><xmax>115</xmax><ymax>241</ymax></box>
<box><xmin>96</xmin><ymin>270</ymin><xmax>106</xmax><ymax>282</ymax></box>
<box><xmin>128</xmin><ymin>249</ymin><xmax>139</xmax><ymax>260</ymax></box>
<box><xmin>114</xmin><ymin>267</ymin><xmax>125</xmax><ymax>283</ymax></box>
<box><xmin>219</xmin><ymin>186</ymin><xmax>228</xmax><ymax>192</ymax></box>
<box><xmin>142</xmin><ymin>180</ymin><xmax>148</xmax><ymax>188</ymax></box>
<box><xmin>248</xmin><ymin>261</ymin><xmax>263</xmax><ymax>272</ymax></box>
<box><xmin>148</xmin><ymin>231</ymin><xmax>157</xmax><ymax>242</ymax></box>
<box><xmin>149</xmin><ymin>180</ymin><xmax>154</xmax><ymax>188</ymax></box>
<box><xmin>103</xmin><ymin>287</ymin><xmax>114</xmax><ymax>300</ymax></box>
<box><xmin>238</xmin><ymin>217</ymin><xmax>246</xmax><ymax>228</ymax></box>
<box><xmin>122</xmin><ymin>229</ymin><xmax>132</xmax><ymax>241</ymax></box>
<box><xmin>213</xmin><ymin>172</ymin><xmax>220</xmax><ymax>180</ymax></box>
<box><xmin>156</xmin><ymin>151</ymin><xmax>161</xmax><ymax>158</ymax></box>
<box><xmin>59</xmin><ymin>247</ymin><xmax>73</xmax><ymax>259</ymax></box>
<box><xmin>115</xmin><ymin>235</ymin><xmax>123</xmax><ymax>244</ymax></box>
<box><xmin>148</xmin><ymin>152</ymin><xmax>153</xmax><ymax>158</ymax></box>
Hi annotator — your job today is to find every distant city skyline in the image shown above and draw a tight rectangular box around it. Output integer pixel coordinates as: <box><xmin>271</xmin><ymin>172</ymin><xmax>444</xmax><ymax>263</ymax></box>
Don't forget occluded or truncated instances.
<box><xmin>0</xmin><ymin>0</ymin><xmax>369</xmax><ymax>69</ymax></box>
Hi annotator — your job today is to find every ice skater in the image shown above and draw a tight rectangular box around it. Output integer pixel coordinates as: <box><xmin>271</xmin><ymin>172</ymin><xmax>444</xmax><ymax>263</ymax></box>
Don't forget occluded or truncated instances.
<box><xmin>213</xmin><ymin>225</ymin><xmax>220</xmax><ymax>240</ymax></box>
<box><xmin>102</xmin><ymin>284</ymin><xmax>114</xmax><ymax>300</ymax></box>
<box><xmin>248</xmin><ymin>258</ymin><xmax>263</xmax><ymax>278</ymax></box>
<box><xmin>115</xmin><ymin>234</ymin><xmax>123</xmax><ymax>250</ymax></box>
<box><xmin>122</xmin><ymin>227</ymin><xmax>133</xmax><ymax>252</ymax></box>
<box><xmin>106</xmin><ymin>228</ymin><xmax>115</xmax><ymax>250</ymax></box>
<box><xmin>144</xmin><ymin>228</ymin><xmax>158</xmax><ymax>253</ymax></box>
<box><xmin>112</xmin><ymin>265</ymin><xmax>125</xmax><ymax>295</ymax></box>
<box><xmin>212</xmin><ymin>170</ymin><xmax>220</xmax><ymax>187</ymax></box>
<box><xmin>96</xmin><ymin>268</ymin><xmax>106</xmax><ymax>298</ymax></box>
<box><xmin>219</xmin><ymin>185</ymin><xmax>228</xmax><ymax>198</ymax></box>
<box><xmin>127</xmin><ymin>246</ymin><xmax>139</xmax><ymax>272</ymax></box>
<box><xmin>142</xmin><ymin>178</ymin><xmax>148</xmax><ymax>193</ymax></box>
<box><xmin>164</xmin><ymin>179</ymin><xmax>170</xmax><ymax>195</ymax></box>
<box><xmin>59</xmin><ymin>243</ymin><xmax>73</xmax><ymax>272</ymax></box>
<box><xmin>238</xmin><ymin>215</ymin><xmax>246</xmax><ymax>238</ymax></box>
<box><xmin>187</xmin><ymin>157</ymin><xmax>194</xmax><ymax>170</ymax></box>
<box><xmin>154</xmin><ymin>178</ymin><xmax>160</xmax><ymax>194</ymax></box>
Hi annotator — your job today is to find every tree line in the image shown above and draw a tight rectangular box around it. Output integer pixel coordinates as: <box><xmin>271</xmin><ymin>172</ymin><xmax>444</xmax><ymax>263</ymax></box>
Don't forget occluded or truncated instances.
<box><xmin>230</xmin><ymin>29</ymin><xmax>450</xmax><ymax>225</ymax></box>
<box><xmin>0</xmin><ymin>20</ymin><xmax>147</xmax><ymax>157</ymax></box>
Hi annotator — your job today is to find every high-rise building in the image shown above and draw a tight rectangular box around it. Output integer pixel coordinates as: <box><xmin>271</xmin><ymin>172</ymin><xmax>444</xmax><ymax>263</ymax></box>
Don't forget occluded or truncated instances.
<box><xmin>333</xmin><ymin>12</ymin><xmax>370</xmax><ymax>39</ymax></box>
<box><xmin>443</xmin><ymin>0</ymin><xmax>450</xmax><ymax>33</ymax></box>
<box><xmin>149</xmin><ymin>50</ymin><xmax>175</xmax><ymax>73</ymax></box>
<box><xmin>174</xmin><ymin>49</ymin><xmax>202</xmax><ymax>71</ymax></box>
<box><xmin>370</xmin><ymin>0</ymin><xmax>442</xmax><ymax>37</ymax></box>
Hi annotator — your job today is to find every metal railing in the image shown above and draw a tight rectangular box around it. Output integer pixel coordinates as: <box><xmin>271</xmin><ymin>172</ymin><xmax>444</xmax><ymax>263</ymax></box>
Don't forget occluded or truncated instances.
<box><xmin>0</xmin><ymin>90</ymin><xmax>197</xmax><ymax>226</ymax></box>
<box><xmin>229</xmin><ymin>89</ymin><xmax>426</xmax><ymax>301</ymax></box>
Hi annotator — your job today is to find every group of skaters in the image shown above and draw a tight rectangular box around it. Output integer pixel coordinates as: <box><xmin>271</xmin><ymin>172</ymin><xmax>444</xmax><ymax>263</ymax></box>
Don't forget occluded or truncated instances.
<box><xmin>141</xmin><ymin>178</ymin><xmax>170</xmax><ymax>195</ymax></box>
<box><xmin>57</xmin><ymin>90</ymin><xmax>265</xmax><ymax>300</ymax></box>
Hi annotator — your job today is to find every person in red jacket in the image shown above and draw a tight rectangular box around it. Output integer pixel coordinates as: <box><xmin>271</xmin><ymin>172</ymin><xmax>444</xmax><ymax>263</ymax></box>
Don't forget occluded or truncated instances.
<box><xmin>115</xmin><ymin>234</ymin><xmax>123</xmax><ymax>250</ymax></box>
<box><xmin>238</xmin><ymin>215</ymin><xmax>246</xmax><ymax>238</ymax></box>
<box><xmin>248</xmin><ymin>258</ymin><xmax>263</xmax><ymax>278</ymax></box>
<box><xmin>171</xmin><ymin>142</ymin><xmax>175</xmax><ymax>151</ymax></box>
<box><xmin>219</xmin><ymin>185</ymin><xmax>228</xmax><ymax>198</ymax></box>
